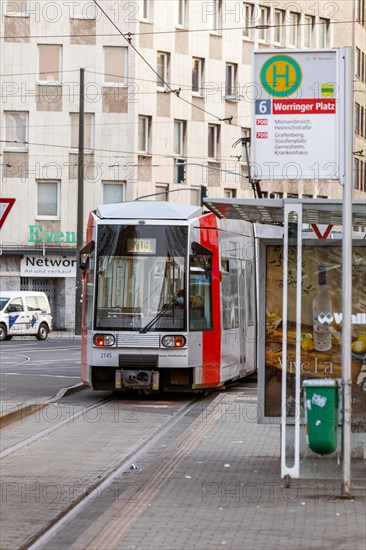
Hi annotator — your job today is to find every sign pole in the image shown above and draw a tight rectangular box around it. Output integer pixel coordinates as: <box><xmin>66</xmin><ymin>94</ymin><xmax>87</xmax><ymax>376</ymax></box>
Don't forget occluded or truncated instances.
<box><xmin>340</xmin><ymin>48</ymin><xmax>353</xmax><ymax>498</ymax></box>
<box><xmin>74</xmin><ymin>68</ymin><xmax>85</xmax><ymax>335</ymax></box>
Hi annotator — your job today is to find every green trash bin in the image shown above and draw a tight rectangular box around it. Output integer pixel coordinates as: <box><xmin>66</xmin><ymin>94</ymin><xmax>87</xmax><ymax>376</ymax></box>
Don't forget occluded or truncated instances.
<box><xmin>303</xmin><ymin>379</ymin><xmax>339</xmax><ymax>455</ymax></box>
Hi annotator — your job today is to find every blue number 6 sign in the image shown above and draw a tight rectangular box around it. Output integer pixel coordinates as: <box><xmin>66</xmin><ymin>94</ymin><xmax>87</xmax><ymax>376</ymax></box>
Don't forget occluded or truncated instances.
<box><xmin>255</xmin><ymin>99</ymin><xmax>271</xmax><ymax>115</ymax></box>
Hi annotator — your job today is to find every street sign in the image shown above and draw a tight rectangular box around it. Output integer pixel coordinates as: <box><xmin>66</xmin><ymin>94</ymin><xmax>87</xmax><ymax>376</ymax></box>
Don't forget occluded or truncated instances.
<box><xmin>310</xmin><ymin>224</ymin><xmax>334</xmax><ymax>239</ymax></box>
<box><xmin>0</xmin><ymin>198</ymin><xmax>15</xmax><ymax>229</ymax></box>
<box><xmin>252</xmin><ymin>50</ymin><xmax>339</xmax><ymax>180</ymax></box>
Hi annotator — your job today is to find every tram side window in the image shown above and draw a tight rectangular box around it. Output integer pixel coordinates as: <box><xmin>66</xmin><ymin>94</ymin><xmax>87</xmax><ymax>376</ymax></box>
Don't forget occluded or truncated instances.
<box><xmin>189</xmin><ymin>255</ymin><xmax>212</xmax><ymax>331</ymax></box>
<box><xmin>221</xmin><ymin>258</ymin><xmax>239</xmax><ymax>330</ymax></box>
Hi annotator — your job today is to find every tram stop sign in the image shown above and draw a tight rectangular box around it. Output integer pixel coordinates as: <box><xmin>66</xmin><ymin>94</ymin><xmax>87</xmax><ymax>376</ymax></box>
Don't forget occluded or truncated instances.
<box><xmin>252</xmin><ymin>50</ymin><xmax>339</xmax><ymax>181</ymax></box>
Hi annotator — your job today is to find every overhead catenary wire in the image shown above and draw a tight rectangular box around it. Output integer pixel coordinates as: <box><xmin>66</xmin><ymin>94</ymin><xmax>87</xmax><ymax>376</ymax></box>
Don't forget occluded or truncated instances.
<box><xmin>0</xmin><ymin>139</ymin><xmax>250</xmax><ymax>165</ymax></box>
<box><xmin>2</xmin><ymin>2</ymin><xmax>365</xmax><ymax>179</ymax></box>
<box><xmin>88</xmin><ymin>0</ymin><xmax>237</xmax><ymax>124</ymax></box>
<box><xmin>0</xmin><ymin>18</ymin><xmax>360</xmax><ymax>40</ymax></box>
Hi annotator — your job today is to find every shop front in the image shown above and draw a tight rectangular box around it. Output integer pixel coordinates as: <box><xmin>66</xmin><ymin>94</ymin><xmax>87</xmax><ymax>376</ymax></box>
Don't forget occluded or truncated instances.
<box><xmin>0</xmin><ymin>247</ymin><xmax>77</xmax><ymax>330</ymax></box>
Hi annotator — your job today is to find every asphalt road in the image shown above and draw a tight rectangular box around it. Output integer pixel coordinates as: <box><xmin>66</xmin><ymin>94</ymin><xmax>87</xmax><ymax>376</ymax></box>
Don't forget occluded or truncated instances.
<box><xmin>0</xmin><ymin>336</ymin><xmax>83</xmax><ymax>404</ymax></box>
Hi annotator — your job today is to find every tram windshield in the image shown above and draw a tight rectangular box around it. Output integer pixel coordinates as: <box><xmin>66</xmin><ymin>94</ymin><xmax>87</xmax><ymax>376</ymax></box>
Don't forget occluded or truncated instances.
<box><xmin>95</xmin><ymin>224</ymin><xmax>187</xmax><ymax>331</ymax></box>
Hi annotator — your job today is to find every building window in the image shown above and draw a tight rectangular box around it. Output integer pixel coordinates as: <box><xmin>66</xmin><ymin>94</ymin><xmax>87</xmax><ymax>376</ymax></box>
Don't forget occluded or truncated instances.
<box><xmin>174</xmin><ymin>120</ymin><xmax>186</xmax><ymax>157</ymax></box>
<box><xmin>177</xmin><ymin>0</ymin><xmax>187</xmax><ymax>27</ymax></box>
<box><xmin>5</xmin><ymin>111</ymin><xmax>28</xmax><ymax>151</ymax></box>
<box><xmin>37</xmin><ymin>181</ymin><xmax>59</xmax><ymax>218</ymax></box>
<box><xmin>303</xmin><ymin>15</ymin><xmax>314</xmax><ymax>48</ymax></box>
<box><xmin>355</xmin><ymin>102</ymin><xmax>361</xmax><ymax>134</ymax></box>
<box><xmin>225</xmin><ymin>63</ymin><xmax>238</xmax><ymax>99</ymax></box>
<box><xmin>224</xmin><ymin>188</ymin><xmax>236</xmax><ymax>198</ymax></box>
<box><xmin>243</xmin><ymin>3</ymin><xmax>253</xmax><ymax>40</ymax></box>
<box><xmin>208</xmin><ymin>124</ymin><xmax>219</xmax><ymax>159</ymax></box>
<box><xmin>257</xmin><ymin>7</ymin><xmax>269</xmax><ymax>43</ymax></box>
<box><xmin>273</xmin><ymin>10</ymin><xmax>284</xmax><ymax>44</ymax></box>
<box><xmin>356</xmin><ymin>0</ymin><xmax>365</xmax><ymax>26</ymax></box>
<box><xmin>6</xmin><ymin>1</ymin><xmax>28</xmax><ymax>14</ymax></box>
<box><xmin>206</xmin><ymin>0</ymin><xmax>222</xmax><ymax>34</ymax></box>
<box><xmin>103</xmin><ymin>182</ymin><xmax>125</xmax><ymax>204</ymax></box>
<box><xmin>176</xmin><ymin>159</ymin><xmax>185</xmax><ymax>183</ymax></box>
<box><xmin>192</xmin><ymin>57</ymin><xmax>204</xmax><ymax>94</ymax></box>
<box><xmin>155</xmin><ymin>184</ymin><xmax>169</xmax><ymax>200</ymax></box>
<box><xmin>356</xmin><ymin>48</ymin><xmax>361</xmax><ymax>78</ymax></box>
<box><xmin>318</xmin><ymin>18</ymin><xmax>329</xmax><ymax>47</ymax></box>
<box><xmin>157</xmin><ymin>51</ymin><xmax>169</xmax><ymax>89</ymax></box>
<box><xmin>141</xmin><ymin>0</ymin><xmax>151</xmax><ymax>21</ymax></box>
<box><xmin>357</xmin><ymin>48</ymin><xmax>364</xmax><ymax>81</ymax></box>
<box><xmin>138</xmin><ymin>115</ymin><xmax>151</xmax><ymax>153</ymax></box>
<box><xmin>356</xmin><ymin>104</ymin><xmax>366</xmax><ymax>137</ymax></box>
<box><xmin>355</xmin><ymin>158</ymin><xmax>362</xmax><ymax>190</ymax></box>
<box><xmin>104</xmin><ymin>46</ymin><xmax>128</xmax><ymax>84</ymax></box>
<box><xmin>38</xmin><ymin>44</ymin><xmax>62</xmax><ymax>82</ymax></box>
<box><xmin>287</xmin><ymin>12</ymin><xmax>299</xmax><ymax>47</ymax></box>
<box><xmin>70</xmin><ymin>113</ymin><xmax>94</xmax><ymax>150</ymax></box>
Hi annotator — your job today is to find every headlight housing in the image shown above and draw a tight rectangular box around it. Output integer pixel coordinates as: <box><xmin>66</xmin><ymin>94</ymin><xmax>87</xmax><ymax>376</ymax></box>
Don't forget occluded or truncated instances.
<box><xmin>93</xmin><ymin>334</ymin><xmax>115</xmax><ymax>347</ymax></box>
<box><xmin>161</xmin><ymin>335</ymin><xmax>186</xmax><ymax>348</ymax></box>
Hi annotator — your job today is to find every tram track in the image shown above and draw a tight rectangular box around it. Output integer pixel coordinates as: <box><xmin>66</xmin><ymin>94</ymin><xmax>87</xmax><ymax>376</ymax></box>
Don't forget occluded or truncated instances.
<box><xmin>0</xmin><ymin>395</ymin><xmax>113</xmax><ymax>459</ymax></box>
<box><xmin>0</xmin><ymin>391</ymin><xmax>202</xmax><ymax>550</ymax></box>
<box><xmin>24</xmin><ymin>396</ymin><xmax>200</xmax><ymax>550</ymax></box>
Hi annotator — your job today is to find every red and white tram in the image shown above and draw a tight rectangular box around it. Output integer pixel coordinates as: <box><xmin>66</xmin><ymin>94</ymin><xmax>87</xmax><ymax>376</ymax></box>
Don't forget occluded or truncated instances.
<box><xmin>80</xmin><ymin>201</ymin><xmax>257</xmax><ymax>392</ymax></box>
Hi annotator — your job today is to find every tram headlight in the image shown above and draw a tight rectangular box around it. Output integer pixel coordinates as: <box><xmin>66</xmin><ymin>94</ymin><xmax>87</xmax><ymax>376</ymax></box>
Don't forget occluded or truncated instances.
<box><xmin>161</xmin><ymin>335</ymin><xmax>186</xmax><ymax>348</ymax></box>
<box><xmin>93</xmin><ymin>334</ymin><xmax>115</xmax><ymax>347</ymax></box>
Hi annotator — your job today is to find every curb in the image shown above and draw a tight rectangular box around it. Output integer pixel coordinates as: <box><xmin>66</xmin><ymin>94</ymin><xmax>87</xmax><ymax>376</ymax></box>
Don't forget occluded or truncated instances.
<box><xmin>0</xmin><ymin>402</ymin><xmax>49</xmax><ymax>428</ymax></box>
<box><xmin>48</xmin><ymin>382</ymin><xmax>86</xmax><ymax>402</ymax></box>
<box><xmin>0</xmin><ymin>383</ymin><xmax>86</xmax><ymax>428</ymax></box>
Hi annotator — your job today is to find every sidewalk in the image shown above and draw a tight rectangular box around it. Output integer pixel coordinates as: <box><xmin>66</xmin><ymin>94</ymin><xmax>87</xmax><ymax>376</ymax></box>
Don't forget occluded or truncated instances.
<box><xmin>51</xmin><ymin>387</ymin><xmax>366</xmax><ymax>550</ymax></box>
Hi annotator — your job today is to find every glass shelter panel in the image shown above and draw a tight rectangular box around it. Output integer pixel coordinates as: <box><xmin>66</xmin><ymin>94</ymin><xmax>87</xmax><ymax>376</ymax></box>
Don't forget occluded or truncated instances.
<box><xmin>264</xmin><ymin>243</ymin><xmax>366</xmax><ymax>426</ymax></box>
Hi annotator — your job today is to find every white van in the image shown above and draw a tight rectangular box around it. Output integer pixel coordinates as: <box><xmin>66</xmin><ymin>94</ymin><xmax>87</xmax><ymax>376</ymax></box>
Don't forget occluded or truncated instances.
<box><xmin>0</xmin><ymin>291</ymin><xmax>53</xmax><ymax>341</ymax></box>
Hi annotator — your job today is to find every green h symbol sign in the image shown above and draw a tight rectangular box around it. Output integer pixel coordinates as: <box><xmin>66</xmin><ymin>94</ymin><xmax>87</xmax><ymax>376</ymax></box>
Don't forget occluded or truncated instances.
<box><xmin>272</xmin><ymin>63</ymin><xmax>289</xmax><ymax>88</ymax></box>
<box><xmin>260</xmin><ymin>55</ymin><xmax>302</xmax><ymax>97</ymax></box>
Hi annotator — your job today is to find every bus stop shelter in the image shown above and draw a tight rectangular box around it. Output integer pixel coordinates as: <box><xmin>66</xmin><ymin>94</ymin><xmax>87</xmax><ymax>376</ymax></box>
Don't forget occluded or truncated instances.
<box><xmin>203</xmin><ymin>198</ymin><xmax>366</xmax><ymax>493</ymax></box>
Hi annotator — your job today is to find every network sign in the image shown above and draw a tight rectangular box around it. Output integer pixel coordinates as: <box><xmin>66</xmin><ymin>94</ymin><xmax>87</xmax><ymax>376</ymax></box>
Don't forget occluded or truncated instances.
<box><xmin>252</xmin><ymin>50</ymin><xmax>339</xmax><ymax>181</ymax></box>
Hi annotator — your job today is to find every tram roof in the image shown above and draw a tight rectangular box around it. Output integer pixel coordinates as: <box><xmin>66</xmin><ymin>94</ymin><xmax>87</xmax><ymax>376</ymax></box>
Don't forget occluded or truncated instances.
<box><xmin>96</xmin><ymin>201</ymin><xmax>203</xmax><ymax>221</ymax></box>
<box><xmin>203</xmin><ymin>198</ymin><xmax>366</xmax><ymax>228</ymax></box>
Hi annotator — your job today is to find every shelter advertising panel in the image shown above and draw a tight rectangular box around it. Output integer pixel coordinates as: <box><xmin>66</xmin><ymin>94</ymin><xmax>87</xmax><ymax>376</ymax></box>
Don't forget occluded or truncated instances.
<box><xmin>253</xmin><ymin>50</ymin><xmax>339</xmax><ymax>180</ymax></box>
<box><xmin>264</xmin><ymin>244</ymin><xmax>366</xmax><ymax>430</ymax></box>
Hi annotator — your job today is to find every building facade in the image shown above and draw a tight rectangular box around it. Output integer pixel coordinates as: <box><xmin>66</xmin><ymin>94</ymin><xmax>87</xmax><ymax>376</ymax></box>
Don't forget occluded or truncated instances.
<box><xmin>1</xmin><ymin>0</ymin><xmax>365</xmax><ymax>328</ymax></box>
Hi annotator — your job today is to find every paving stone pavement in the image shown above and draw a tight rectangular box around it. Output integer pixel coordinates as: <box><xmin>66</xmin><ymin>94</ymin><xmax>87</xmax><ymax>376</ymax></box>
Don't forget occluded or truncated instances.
<box><xmin>45</xmin><ymin>390</ymin><xmax>365</xmax><ymax>550</ymax></box>
<box><xmin>116</xmin><ymin>396</ymin><xmax>365</xmax><ymax>550</ymax></box>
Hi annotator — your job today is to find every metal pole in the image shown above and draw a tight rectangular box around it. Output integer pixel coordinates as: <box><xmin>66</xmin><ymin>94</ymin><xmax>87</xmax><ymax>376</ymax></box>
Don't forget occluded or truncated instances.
<box><xmin>340</xmin><ymin>48</ymin><xmax>353</xmax><ymax>498</ymax></box>
<box><xmin>74</xmin><ymin>68</ymin><xmax>85</xmax><ymax>335</ymax></box>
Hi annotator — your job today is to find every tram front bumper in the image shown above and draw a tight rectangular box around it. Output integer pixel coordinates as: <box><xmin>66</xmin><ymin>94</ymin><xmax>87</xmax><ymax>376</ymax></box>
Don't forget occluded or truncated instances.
<box><xmin>115</xmin><ymin>369</ymin><xmax>160</xmax><ymax>391</ymax></box>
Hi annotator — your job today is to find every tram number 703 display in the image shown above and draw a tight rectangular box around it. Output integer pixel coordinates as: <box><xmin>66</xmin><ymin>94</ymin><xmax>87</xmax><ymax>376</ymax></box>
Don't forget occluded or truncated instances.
<box><xmin>127</xmin><ymin>238</ymin><xmax>157</xmax><ymax>254</ymax></box>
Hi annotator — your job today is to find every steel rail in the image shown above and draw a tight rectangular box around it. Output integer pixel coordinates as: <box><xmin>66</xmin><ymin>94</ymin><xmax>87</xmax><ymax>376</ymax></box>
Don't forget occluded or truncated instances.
<box><xmin>0</xmin><ymin>396</ymin><xmax>113</xmax><ymax>459</ymax></box>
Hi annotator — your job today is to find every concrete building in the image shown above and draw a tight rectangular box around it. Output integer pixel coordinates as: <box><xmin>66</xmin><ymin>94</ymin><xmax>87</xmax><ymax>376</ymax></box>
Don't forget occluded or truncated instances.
<box><xmin>1</xmin><ymin>0</ymin><xmax>365</xmax><ymax>328</ymax></box>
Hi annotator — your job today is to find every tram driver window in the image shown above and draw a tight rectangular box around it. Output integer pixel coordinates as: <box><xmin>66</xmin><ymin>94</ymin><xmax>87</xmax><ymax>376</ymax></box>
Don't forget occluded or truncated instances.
<box><xmin>189</xmin><ymin>255</ymin><xmax>212</xmax><ymax>331</ymax></box>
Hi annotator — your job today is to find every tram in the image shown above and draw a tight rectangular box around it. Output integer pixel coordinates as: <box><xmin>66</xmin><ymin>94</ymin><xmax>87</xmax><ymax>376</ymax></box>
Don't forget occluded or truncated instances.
<box><xmin>80</xmin><ymin>201</ymin><xmax>257</xmax><ymax>393</ymax></box>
